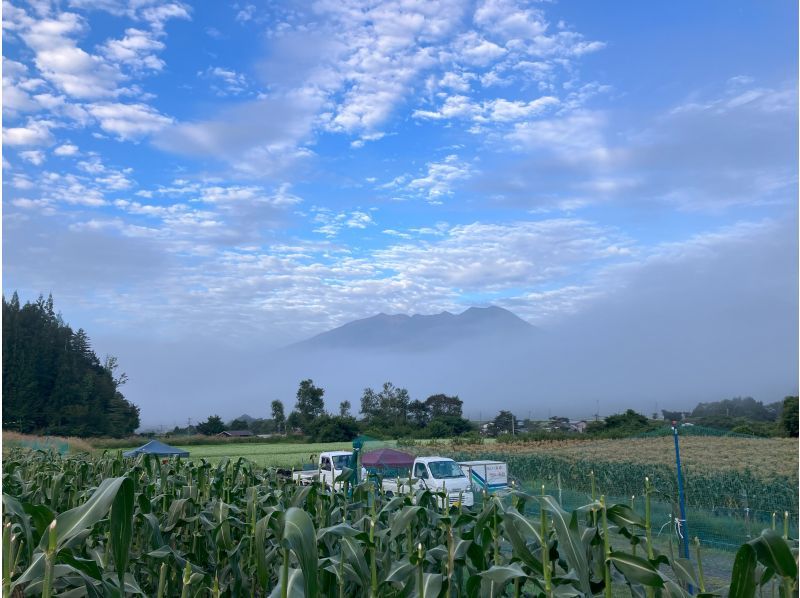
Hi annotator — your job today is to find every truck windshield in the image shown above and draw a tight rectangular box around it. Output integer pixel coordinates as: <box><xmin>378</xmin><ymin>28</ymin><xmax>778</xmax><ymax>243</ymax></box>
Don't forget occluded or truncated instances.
<box><xmin>427</xmin><ymin>461</ymin><xmax>465</xmax><ymax>479</ymax></box>
<box><xmin>331</xmin><ymin>455</ymin><xmax>351</xmax><ymax>470</ymax></box>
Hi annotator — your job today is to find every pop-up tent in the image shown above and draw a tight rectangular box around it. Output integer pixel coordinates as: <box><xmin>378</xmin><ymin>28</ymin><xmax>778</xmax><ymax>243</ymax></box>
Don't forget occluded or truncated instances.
<box><xmin>123</xmin><ymin>440</ymin><xmax>189</xmax><ymax>458</ymax></box>
<box><xmin>361</xmin><ymin>448</ymin><xmax>414</xmax><ymax>477</ymax></box>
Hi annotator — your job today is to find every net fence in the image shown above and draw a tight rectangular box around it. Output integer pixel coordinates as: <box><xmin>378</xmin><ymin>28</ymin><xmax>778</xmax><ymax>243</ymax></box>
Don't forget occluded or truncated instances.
<box><xmin>448</xmin><ymin>451</ymin><xmax>798</xmax><ymax>550</ymax></box>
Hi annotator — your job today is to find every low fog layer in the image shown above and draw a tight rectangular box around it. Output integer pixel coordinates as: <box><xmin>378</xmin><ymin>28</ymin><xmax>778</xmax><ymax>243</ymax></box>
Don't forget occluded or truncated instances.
<box><xmin>102</xmin><ymin>219</ymin><xmax>798</xmax><ymax>429</ymax></box>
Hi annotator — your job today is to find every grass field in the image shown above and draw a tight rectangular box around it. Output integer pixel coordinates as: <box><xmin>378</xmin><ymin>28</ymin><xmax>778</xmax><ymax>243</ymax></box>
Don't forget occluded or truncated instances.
<box><xmin>163</xmin><ymin>440</ymin><xmax>355</xmax><ymax>467</ymax></box>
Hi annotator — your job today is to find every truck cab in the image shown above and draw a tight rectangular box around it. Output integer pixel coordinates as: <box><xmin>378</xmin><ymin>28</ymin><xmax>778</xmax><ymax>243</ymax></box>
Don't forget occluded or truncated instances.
<box><xmin>293</xmin><ymin>451</ymin><xmax>362</xmax><ymax>487</ymax></box>
<box><xmin>383</xmin><ymin>456</ymin><xmax>474</xmax><ymax>507</ymax></box>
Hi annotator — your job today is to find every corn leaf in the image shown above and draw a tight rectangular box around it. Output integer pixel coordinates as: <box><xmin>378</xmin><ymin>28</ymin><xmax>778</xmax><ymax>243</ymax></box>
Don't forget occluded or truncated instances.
<box><xmin>729</xmin><ymin>543</ymin><xmax>757</xmax><ymax>598</ymax></box>
<box><xmin>283</xmin><ymin>507</ymin><xmax>318</xmax><ymax>597</ymax></box>
<box><xmin>609</xmin><ymin>551</ymin><xmax>664</xmax><ymax>588</ymax></box>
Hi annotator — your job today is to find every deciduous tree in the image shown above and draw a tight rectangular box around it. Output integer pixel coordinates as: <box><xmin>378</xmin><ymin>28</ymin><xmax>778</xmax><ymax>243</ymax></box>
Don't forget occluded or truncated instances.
<box><xmin>780</xmin><ymin>396</ymin><xmax>798</xmax><ymax>437</ymax></box>
<box><xmin>296</xmin><ymin>379</ymin><xmax>325</xmax><ymax>422</ymax></box>
<box><xmin>271</xmin><ymin>399</ymin><xmax>286</xmax><ymax>434</ymax></box>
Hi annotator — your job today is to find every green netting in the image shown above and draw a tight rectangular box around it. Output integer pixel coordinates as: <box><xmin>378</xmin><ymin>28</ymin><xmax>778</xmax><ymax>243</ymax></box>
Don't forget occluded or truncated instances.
<box><xmin>450</xmin><ymin>451</ymin><xmax>797</xmax><ymax>512</ymax></box>
<box><xmin>496</xmin><ymin>478</ymin><xmax>796</xmax><ymax>586</ymax></box>
<box><xmin>3</xmin><ymin>437</ymin><xmax>70</xmax><ymax>454</ymax></box>
<box><xmin>450</xmin><ymin>448</ymin><xmax>799</xmax><ymax>568</ymax></box>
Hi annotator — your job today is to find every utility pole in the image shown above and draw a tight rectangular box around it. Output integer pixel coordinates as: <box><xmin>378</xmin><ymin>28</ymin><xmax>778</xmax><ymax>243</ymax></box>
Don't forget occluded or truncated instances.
<box><xmin>187</xmin><ymin>417</ymin><xmax>192</xmax><ymax>436</ymax></box>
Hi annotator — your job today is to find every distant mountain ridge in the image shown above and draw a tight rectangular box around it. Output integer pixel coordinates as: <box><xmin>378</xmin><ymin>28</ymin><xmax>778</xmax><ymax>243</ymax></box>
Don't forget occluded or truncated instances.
<box><xmin>288</xmin><ymin>306</ymin><xmax>537</xmax><ymax>352</ymax></box>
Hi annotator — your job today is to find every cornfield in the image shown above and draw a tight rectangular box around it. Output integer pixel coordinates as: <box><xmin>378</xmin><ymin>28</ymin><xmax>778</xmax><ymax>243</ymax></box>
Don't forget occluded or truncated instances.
<box><xmin>452</xmin><ymin>437</ymin><xmax>799</xmax><ymax>483</ymax></box>
<box><xmin>445</xmin><ymin>450</ymin><xmax>798</xmax><ymax>514</ymax></box>
<box><xmin>2</xmin><ymin>448</ymin><xmax>797</xmax><ymax>597</ymax></box>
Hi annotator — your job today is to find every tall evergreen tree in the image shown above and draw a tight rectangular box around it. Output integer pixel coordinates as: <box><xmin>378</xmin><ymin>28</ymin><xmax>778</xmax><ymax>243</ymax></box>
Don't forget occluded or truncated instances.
<box><xmin>2</xmin><ymin>293</ymin><xmax>140</xmax><ymax>437</ymax></box>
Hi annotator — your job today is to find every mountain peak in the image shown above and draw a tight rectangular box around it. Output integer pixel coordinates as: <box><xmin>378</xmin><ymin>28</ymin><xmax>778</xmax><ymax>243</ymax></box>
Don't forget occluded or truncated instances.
<box><xmin>288</xmin><ymin>306</ymin><xmax>536</xmax><ymax>352</ymax></box>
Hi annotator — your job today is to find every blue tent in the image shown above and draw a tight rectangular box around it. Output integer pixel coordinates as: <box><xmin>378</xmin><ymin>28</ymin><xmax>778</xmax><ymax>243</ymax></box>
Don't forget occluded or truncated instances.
<box><xmin>123</xmin><ymin>440</ymin><xmax>189</xmax><ymax>458</ymax></box>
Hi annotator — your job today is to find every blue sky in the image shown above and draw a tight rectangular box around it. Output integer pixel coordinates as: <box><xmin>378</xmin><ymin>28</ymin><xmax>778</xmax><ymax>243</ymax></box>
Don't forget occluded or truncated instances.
<box><xmin>3</xmin><ymin>0</ymin><xmax>797</xmax><ymax>424</ymax></box>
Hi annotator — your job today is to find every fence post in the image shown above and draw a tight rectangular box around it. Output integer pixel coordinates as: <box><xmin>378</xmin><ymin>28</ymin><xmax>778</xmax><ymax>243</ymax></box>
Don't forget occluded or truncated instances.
<box><xmin>672</xmin><ymin>422</ymin><xmax>692</xmax><ymax>594</ymax></box>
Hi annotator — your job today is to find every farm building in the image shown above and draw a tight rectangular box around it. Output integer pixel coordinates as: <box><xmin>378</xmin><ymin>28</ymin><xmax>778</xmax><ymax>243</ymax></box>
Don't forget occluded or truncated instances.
<box><xmin>569</xmin><ymin>420</ymin><xmax>588</xmax><ymax>433</ymax></box>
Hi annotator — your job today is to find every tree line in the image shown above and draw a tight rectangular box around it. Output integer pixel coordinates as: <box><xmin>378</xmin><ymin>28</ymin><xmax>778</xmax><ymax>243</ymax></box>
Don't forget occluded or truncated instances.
<box><xmin>195</xmin><ymin>379</ymin><xmax>474</xmax><ymax>443</ymax></box>
<box><xmin>2</xmin><ymin>293</ymin><xmax>140</xmax><ymax>437</ymax></box>
<box><xmin>662</xmin><ymin>395</ymin><xmax>798</xmax><ymax>437</ymax></box>
<box><xmin>192</xmin><ymin>384</ymin><xmax>799</xmax><ymax>443</ymax></box>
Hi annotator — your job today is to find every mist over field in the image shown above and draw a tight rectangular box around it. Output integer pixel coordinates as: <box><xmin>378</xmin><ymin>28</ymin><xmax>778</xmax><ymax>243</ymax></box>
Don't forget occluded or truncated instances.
<box><xmin>105</xmin><ymin>216</ymin><xmax>797</xmax><ymax>429</ymax></box>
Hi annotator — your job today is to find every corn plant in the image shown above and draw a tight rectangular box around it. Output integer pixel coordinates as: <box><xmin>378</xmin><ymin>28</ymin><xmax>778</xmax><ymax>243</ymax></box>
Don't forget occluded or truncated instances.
<box><xmin>3</xmin><ymin>448</ymin><xmax>797</xmax><ymax>597</ymax></box>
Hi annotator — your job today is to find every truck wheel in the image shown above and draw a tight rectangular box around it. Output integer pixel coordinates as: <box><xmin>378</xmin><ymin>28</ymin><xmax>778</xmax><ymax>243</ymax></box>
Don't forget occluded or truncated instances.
<box><xmin>385</xmin><ymin>491</ymin><xmax>394</xmax><ymax>498</ymax></box>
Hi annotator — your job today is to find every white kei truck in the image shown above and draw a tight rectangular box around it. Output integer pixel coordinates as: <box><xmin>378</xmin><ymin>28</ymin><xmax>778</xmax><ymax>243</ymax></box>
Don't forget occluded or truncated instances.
<box><xmin>381</xmin><ymin>456</ymin><xmax>475</xmax><ymax>507</ymax></box>
<box><xmin>292</xmin><ymin>451</ymin><xmax>364</xmax><ymax>487</ymax></box>
<box><xmin>293</xmin><ymin>452</ymin><xmax>475</xmax><ymax>508</ymax></box>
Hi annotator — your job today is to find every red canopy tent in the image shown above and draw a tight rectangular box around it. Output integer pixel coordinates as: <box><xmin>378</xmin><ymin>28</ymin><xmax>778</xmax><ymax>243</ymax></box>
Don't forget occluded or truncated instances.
<box><xmin>361</xmin><ymin>448</ymin><xmax>415</xmax><ymax>470</ymax></box>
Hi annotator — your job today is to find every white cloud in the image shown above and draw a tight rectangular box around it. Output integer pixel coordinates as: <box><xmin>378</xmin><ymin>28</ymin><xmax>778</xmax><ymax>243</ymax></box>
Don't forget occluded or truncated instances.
<box><xmin>481</xmin><ymin>96</ymin><xmax>559</xmax><ymax>122</ymax></box>
<box><xmin>35</xmin><ymin>171</ymin><xmax>107</xmax><ymax>206</ymax></box>
<box><xmin>10</xmin><ymin>174</ymin><xmax>35</xmax><ymax>189</ymax></box>
<box><xmin>87</xmin><ymin>102</ymin><xmax>173</xmax><ymax>140</ymax></box>
<box><xmin>414</xmin><ymin>94</ymin><xmax>558</xmax><ymax>123</ymax></box>
<box><xmin>96</xmin><ymin>171</ymin><xmax>133</xmax><ymax>190</ymax></box>
<box><xmin>2</xmin><ymin>120</ymin><xmax>53</xmax><ymax>146</ymax></box>
<box><xmin>474</xmin><ymin>0</ymin><xmax>548</xmax><ymax>40</ymax></box>
<box><xmin>671</xmin><ymin>81</ymin><xmax>797</xmax><ymax>117</ymax></box>
<box><xmin>235</xmin><ymin>4</ymin><xmax>256</xmax><ymax>22</ymax></box>
<box><xmin>20</xmin><ymin>150</ymin><xmax>46</xmax><ymax>165</ymax></box>
<box><xmin>101</xmin><ymin>28</ymin><xmax>165</xmax><ymax>71</ymax></box>
<box><xmin>452</xmin><ymin>32</ymin><xmax>507</xmax><ymax>66</ymax></box>
<box><xmin>413</xmin><ymin>94</ymin><xmax>477</xmax><ymax>120</ymax></box>
<box><xmin>140</xmin><ymin>3</ymin><xmax>191</xmax><ymax>31</ymax></box>
<box><xmin>31</xmin><ymin>93</ymin><xmax>92</xmax><ymax>123</ymax></box>
<box><xmin>201</xmin><ymin>66</ymin><xmax>248</xmax><ymax>95</ymax></box>
<box><xmin>505</xmin><ymin>111</ymin><xmax>610</xmax><ymax>163</ymax></box>
<box><xmin>150</xmin><ymin>0</ymin><xmax>603</xmax><ymax>173</ymax></box>
<box><xmin>407</xmin><ymin>154</ymin><xmax>473</xmax><ymax>201</ymax></box>
<box><xmin>439</xmin><ymin>70</ymin><xmax>474</xmax><ymax>92</ymax></box>
<box><xmin>312</xmin><ymin>207</ymin><xmax>376</xmax><ymax>237</ymax></box>
<box><xmin>54</xmin><ymin>143</ymin><xmax>79</xmax><ymax>156</ymax></box>
<box><xmin>267</xmin><ymin>183</ymin><xmax>303</xmax><ymax>207</ymax></box>
<box><xmin>346</xmin><ymin>211</ymin><xmax>374</xmax><ymax>229</ymax></box>
<box><xmin>18</xmin><ymin>10</ymin><xmax>122</xmax><ymax>99</ymax></box>
<box><xmin>77</xmin><ymin>156</ymin><xmax>107</xmax><ymax>174</ymax></box>
<box><xmin>373</xmin><ymin>218</ymin><xmax>631</xmax><ymax>291</ymax></box>
<box><xmin>2</xmin><ymin>58</ymin><xmax>40</xmax><ymax>114</ymax></box>
<box><xmin>197</xmin><ymin>183</ymin><xmax>301</xmax><ymax>206</ymax></box>
<box><xmin>382</xmin><ymin>229</ymin><xmax>412</xmax><ymax>239</ymax></box>
<box><xmin>263</xmin><ymin>0</ymin><xmax>466</xmax><ymax>140</ymax></box>
<box><xmin>11</xmin><ymin>197</ymin><xmax>56</xmax><ymax>214</ymax></box>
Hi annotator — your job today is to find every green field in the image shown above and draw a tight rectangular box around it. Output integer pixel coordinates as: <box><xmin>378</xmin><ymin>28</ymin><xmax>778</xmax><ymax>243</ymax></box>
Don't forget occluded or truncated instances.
<box><xmin>164</xmin><ymin>440</ymin><xmax>355</xmax><ymax>467</ymax></box>
<box><xmin>117</xmin><ymin>438</ymin><xmax>453</xmax><ymax>467</ymax></box>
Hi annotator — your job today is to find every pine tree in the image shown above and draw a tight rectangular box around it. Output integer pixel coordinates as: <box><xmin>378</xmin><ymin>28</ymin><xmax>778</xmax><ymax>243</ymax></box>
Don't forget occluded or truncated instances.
<box><xmin>2</xmin><ymin>293</ymin><xmax>140</xmax><ymax>437</ymax></box>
